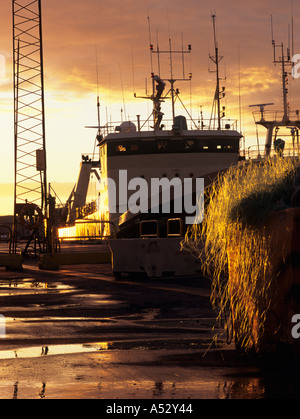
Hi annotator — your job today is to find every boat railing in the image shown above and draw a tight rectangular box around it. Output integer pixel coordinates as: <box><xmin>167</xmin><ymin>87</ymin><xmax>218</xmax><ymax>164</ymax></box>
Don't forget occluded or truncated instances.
<box><xmin>252</xmin><ymin>110</ymin><xmax>300</xmax><ymax>124</ymax></box>
<box><xmin>99</xmin><ymin>117</ymin><xmax>239</xmax><ymax>136</ymax></box>
<box><xmin>53</xmin><ymin>220</ymin><xmax>117</xmax><ymax>250</ymax></box>
<box><xmin>244</xmin><ymin>145</ymin><xmax>300</xmax><ymax>160</ymax></box>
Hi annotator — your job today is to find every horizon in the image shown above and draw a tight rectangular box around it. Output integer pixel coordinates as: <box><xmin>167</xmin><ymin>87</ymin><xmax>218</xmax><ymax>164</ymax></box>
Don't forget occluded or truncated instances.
<box><xmin>0</xmin><ymin>181</ymin><xmax>76</xmax><ymax>216</ymax></box>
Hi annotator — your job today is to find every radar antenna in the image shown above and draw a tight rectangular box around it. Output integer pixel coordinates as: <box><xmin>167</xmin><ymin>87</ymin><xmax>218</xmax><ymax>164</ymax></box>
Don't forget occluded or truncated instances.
<box><xmin>249</xmin><ymin>103</ymin><xmax>274</xmax><ymax>121</ymax></box>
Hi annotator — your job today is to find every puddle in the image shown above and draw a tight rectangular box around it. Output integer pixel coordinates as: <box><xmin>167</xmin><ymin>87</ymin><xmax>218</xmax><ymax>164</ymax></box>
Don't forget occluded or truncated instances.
<box><xmin>0</xmin><ymin>342</ymin><xmax>112</xmax><ymax>360</ymax></box>
<box><xmin>141</xmin><ymin>308</ymin><xmax>160</xmax><ymax>321</ymax></box>
<box><xmin>5</xmin><ymin>316</ymin><xmax>115</xmax><ymax>323</ymax></box>
<box><xmin>0</xmin><ymin>279</ymin><xmax>75</xmax><ymax>295</ymax></box>
<box><xmin>0</xmin><ymin>281</ymin><xmax>122</xmax><ymax>305</ymax></box>
<box><xmin>0</xmin><ymin>279</ymin><xmax>73</xmax><ymax>289</ymax></box>
<box><xmin>70</xmin><ymin>294</ymin><xmax>125</xmax><ymax>306</ymax></box>
<box><xmin>71</xmin><ymin>293</ymin><xmax>110</xmax><ymax>299</ymax></box>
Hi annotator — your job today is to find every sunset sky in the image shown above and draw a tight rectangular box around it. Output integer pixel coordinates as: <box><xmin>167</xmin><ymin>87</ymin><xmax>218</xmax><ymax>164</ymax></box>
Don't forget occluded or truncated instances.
<box><xmin>1</xmin><ymin>0</ymin><xmax>300</xmax><ymax>215</ymax></box>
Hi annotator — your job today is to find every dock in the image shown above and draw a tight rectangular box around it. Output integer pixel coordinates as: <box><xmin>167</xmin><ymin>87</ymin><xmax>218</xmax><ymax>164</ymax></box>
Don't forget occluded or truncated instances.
<box><xmin>0</xmin><ymin>251</ymin><xmax>300</xmax><ymax>399</ymax></box>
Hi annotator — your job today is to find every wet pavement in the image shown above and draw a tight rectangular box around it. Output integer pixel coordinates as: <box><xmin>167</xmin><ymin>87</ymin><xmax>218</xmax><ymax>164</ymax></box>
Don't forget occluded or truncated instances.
<box><xmin>1</xmin><ymin>258</ymin><xmax>300</xmax><ymax>399</ymax></box>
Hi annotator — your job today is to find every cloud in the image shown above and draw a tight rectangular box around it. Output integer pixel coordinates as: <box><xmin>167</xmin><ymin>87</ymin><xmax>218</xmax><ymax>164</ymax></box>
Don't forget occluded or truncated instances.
<box><xmin>2</xmin><ymin>0</ymin><xmax>298</xmax><ymax>104</ymax></box>
<box><xmin>1</xmin><ymin>0</ymin><xmax>300</xmax><ymax>190</ymax></box>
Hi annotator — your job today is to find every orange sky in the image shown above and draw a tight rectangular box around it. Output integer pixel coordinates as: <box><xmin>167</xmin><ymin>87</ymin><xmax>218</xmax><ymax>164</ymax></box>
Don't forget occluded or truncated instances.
<box><xmin>1</xmin><ymin>0</ymin><xmax>300</xmax><ymax>215</ymax></box>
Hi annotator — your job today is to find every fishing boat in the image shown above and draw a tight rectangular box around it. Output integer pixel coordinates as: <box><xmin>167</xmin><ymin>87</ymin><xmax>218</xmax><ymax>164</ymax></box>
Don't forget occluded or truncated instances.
<box><xmin>54</xmin><ymin>16</ymin><xmax>243</xmax><ymax>278</ymax></box>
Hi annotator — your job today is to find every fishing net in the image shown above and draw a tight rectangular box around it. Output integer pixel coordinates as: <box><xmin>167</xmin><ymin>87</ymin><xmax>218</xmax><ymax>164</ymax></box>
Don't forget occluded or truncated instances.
<box><xmin>184</xmin><ymin>157</ymin><xmax>300</xmax><ymax>351</ymax></box>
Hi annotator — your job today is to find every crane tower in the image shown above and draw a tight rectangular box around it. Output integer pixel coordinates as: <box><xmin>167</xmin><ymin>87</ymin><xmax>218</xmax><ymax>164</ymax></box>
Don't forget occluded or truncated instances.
<box><xmin>12</xmin><ymin>0</ymin><xmax>48</xmax><ymax>254</ymax></box>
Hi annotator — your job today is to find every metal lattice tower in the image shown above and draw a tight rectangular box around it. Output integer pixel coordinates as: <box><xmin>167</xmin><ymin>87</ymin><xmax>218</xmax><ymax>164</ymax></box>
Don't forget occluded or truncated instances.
<box><xmin>12</xmin><ymin>0</ymin><xmax>48</xmax><ymax>253</ymax></box>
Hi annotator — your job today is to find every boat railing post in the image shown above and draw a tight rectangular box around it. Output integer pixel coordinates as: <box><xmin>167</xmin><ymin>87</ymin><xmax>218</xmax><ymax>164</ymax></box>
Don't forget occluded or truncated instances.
<box><xmin>137</xmin><ymin>115</ymin><xmax>141</xmax><ymax>132</ymax></box>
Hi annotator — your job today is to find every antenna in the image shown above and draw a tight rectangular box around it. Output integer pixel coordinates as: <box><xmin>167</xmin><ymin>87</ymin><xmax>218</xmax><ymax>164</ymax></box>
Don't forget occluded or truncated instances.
<box><xmin>209</xmin><ymin>13</ymin><xmax>225</xmax><ymax>130</ymax></box>
<box><xmin>271</xmin><ymin>14</ymin><xmax>293</xmax><ymax>122</ymax></box>
<box><xmin>182</xmin><ymin>33</ymin><xmax>185</xmax><ymax>79</ymax></box>
<box><xmin>119</xmin><ymin>63</ymin><xmax>127</xmax><ymax>121</ymax></box>
<box><xmin>131</xmin><ymin>47</ymin><xmax>135</xmax><ymax>91</ymax></box>
<box><xmin>147</xmin><ymin>14</ymin><xmax>154</xmax><ymax>74</ymax></box>
<box><xmin>147</xmin><ymin>14</ymin><xmax>156</xmax><ymax>102</ymax></box>
<box><xmin>291</xmin><ymin>0</ymin><xmax>295</xmax><ymax>58</ymax></box>
<box><xmin>156</xmin><ymin>29</ymin><xmax>161</xmax><ymax>77</ymax></box>
<box><xmin>238</xmin><ymin>42</ymin><xmax>243</xmax><ymax>146</ymax></box>
<box><xmin>136</xmin><ymin>17</ymin><xmax>193</xmax><ymax>130</ymax></box>
<box><xmin>150</xmin><ymin>40</ymin><xmax>192</xmax><ymax>127</ymax></box>
<box><xmin>271</xmin><ymin>15</ymin><xmax>277</xmax><ymax>62</ymax></box>
<box><xmin>95</xmin><ymin>46</ymin><xmax>101</xmax><ymax>137</ymax></box>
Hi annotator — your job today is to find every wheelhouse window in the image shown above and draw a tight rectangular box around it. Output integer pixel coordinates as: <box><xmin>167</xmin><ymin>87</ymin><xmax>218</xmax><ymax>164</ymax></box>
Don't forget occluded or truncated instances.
<box><xmin>107</xmin><ymin>136</ymin><xmax>240</xmax><ymax>156</ymax></box>
<box><xmin>116</xmin><ymin>145</ymin><xmax>127</xmax><ymax>152</ymax></box>
<box><xmin>185</xmin><ymin>140</ymin><xmax>196</xmax><ymax>150</ymax></box>
<box><xmin>157</xmin><ymin>141</ymin><xmax>168</xmax><ymax>151</ymax></box>
<box><xmin>200</xmin><ymin>144</ymin><xmax>209</xmax><ymax>151</ymax></box>
<box><xmin>130</xmin><ymin>144</ymin><xmax>139</xmax><ymax>152</ymax></box>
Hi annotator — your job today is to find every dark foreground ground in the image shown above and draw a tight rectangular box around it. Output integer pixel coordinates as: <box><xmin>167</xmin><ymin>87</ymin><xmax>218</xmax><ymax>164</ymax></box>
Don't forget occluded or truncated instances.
<box><xmin>0</xmin><ymin>256</ymin><xmax>300</xmax><ymax>400</ymax></box>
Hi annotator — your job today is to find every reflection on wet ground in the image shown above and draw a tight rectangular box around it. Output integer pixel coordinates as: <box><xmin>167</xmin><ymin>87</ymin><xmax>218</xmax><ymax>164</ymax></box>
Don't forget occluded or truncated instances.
<box><xmin>0</xmin><ymin>342</ymin><xmax>111</xmax><ymax>359</ymax></box>
<box><xmin>0</xmin><ymin>278</ymin><xmax>74</xmax><ymax>288</ymax></box>
<box><xmin>1</xmin><ymin>346</ymin><xmax>300</xmax><ymax>399</ymax></box>
<box><xmin>1</xmin><ymin>262</ymin><xmax>300</xmax><ymax>399</ymax></box>
<box><xmin>0</xmin><ymin>278</ymin><xmax>75</xmax><ymax>297</ymax></box>
<box><xmin>8</xmin><ymin>379</ymin><xmax>265</xmax><ymax>400</ymax></box>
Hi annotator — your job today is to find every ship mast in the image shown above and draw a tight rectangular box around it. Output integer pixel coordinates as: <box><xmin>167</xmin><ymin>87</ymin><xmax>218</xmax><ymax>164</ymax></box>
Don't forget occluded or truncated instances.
<box><xmin>209</xmin><ymin>14</ymin><xmax>225</xmax><ymax>130</ymax></box>
<box><xmin>271</xmin><ymin>15</ymin><xmax>291</xmax><ymax>124</ymax></box>
<box><xmin>150</xmin><ymin>40</ymin><xmax>192</xmax><ymax>129</ymax></box>
<box><xmin>135</xmin><ymin>18</ymin><xmax>192</xmax><ymax>131</ymax></box>
<box><xmin>250</xmin><ymin>15</ymin><xmax>300</xmax><ymax>157</ymax></box>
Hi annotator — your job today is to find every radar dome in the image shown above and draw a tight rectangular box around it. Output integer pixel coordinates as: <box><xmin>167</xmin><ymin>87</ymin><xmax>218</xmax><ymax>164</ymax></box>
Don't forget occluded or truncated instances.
<box><xmin>117</xmin><ymin>121</ymin><xmax>137</xmax><ymax>133</ymax></box>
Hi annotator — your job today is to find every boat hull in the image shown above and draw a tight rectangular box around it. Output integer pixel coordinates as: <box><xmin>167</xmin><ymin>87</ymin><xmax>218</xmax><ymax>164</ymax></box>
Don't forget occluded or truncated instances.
<box><xmin>109</xmin><ymin>237</ymin><xmax>203</xmax><ymax>279</ymax></box>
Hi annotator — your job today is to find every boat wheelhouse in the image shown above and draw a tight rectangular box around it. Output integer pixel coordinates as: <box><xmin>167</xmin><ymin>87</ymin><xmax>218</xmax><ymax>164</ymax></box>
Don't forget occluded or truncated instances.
<box><xmin>57</xmin><ymin>15</ymin><xmax>243</xmax><ymax>244</ymax></box>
